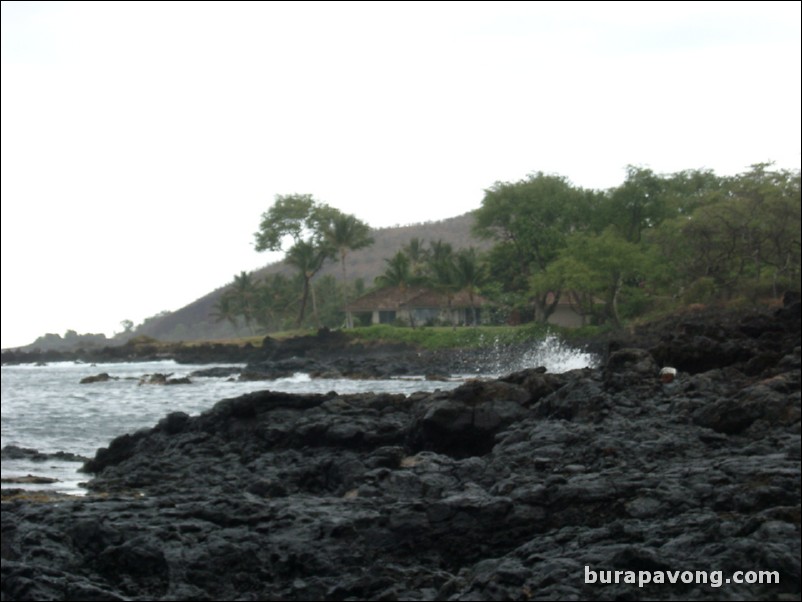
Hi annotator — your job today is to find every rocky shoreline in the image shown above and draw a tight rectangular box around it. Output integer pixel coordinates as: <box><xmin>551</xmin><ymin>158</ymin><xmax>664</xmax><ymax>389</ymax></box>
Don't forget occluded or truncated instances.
<box><xmin>2</xmin><ymin>298</ymin><xmax>800</xmax><ymax>601</ymax></box>
<box><xmin>0</xmin><ymin>328</ymin><xmax>465</xmax><ymax>372</ymax></box>
<box><xmin>1</xmin><ymin>328</ymin><xmax>508</xmax><ymax>383</ymax></box>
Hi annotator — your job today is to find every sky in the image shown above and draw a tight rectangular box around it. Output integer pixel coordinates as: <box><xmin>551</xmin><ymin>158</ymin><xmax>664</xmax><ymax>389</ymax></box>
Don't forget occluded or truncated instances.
<box><xmin>2</xmin><ymin>1</ymin><xmax>800</xmax><ymax>348</ymax></box>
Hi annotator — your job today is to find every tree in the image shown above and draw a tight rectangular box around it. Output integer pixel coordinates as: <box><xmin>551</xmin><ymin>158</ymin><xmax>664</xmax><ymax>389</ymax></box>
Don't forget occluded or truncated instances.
<box><xmin>212</xmin><ymin>272</ymin><xmax>259</xmax><ymax>334</ymax></box>
<box><xmin>323</xmin><ymin>213</ymin><xmax>374</xmax><ymax>327</ymax></box>
<box><xmin>403</xmin><ymin>237</ymin><xmax>430</xmax><ymax>279</ymax></box>
<box><xmin>531</xmin><ymin>255</ymin><xmax>596</xmax><ymax>325</ymax></box>
<box><xmin>667</xmin><ymin>164</ymin><xmax>802</xmax><ymax>299</ymax></box>
<box><xmin>601</xmin><ymin>166</ymin><xmax>668</xmax><ymax>243</ymax></box>
<box><xmin>211</xmin><ymin>294</ymin><xmax>241</xmax><ymax>333</ymax></box>
<box><xmin>453</xmin><ymin>247</ymin><xmax>487</xmax><ymax>325</ymax></box>
<box><xmin>254</xmin><ymin>194</ymin><xmax>318</xmax><ymax>252</ymax></box>
<box><xmin>311</xmin><ymin>275</ymin><xmax>344</xmax><ymax>328</ymax></box>
<box><xmin>728</xmin><ymin>164</ymin><xmax>801</xmax><ymax>296</ymax></box>
<box><xmin>255</xmin><ymin>194</ymin><xmax>372</xmax><ymax>327</ymax></box>
<box><xmin>660</xmin><ymin>168</ymin><xmax>725</xmax><ymax>217</ymax></box>
<box><xmin>254</xmin><ymin>194</ymin><xmax>332</xmax><ymax>327</ymax></box>
<box><xmin>286</xmin><ymin>240</ymin><xmax>329</xmax><ymax>327</ymax></box>
<box><xmin>375</xmin><ymin>251</ymin><xmax>414</xmax><ymax>289</ymax></box>
<box><xmin>254</xmin><ymin>273</ymin><xmax>298</xmax><ymax>332</ymax></box>
<box><xmin>427</xmin><ymin>241</ymin><xmax>458</xmax><ymax>326</ymax></box>
<box><xmin>232</xmin><ymin>271</ymin><xmax>258</xmax><ymax>333</ymax></box>
<box><xmin>542</xmin><ymin>228</ymin><xmax>649</xmax><ymax>327</ymax></box>
<box><xmin>473</xmin><ymin>172</ymin><xmax>590</xmax><ymax>322</ymax></box>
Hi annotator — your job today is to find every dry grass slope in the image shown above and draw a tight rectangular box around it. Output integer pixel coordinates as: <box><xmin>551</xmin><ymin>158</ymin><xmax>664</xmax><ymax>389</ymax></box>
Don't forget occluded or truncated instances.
<box><xmin>137</xmin><ymin>213</ymin><xmax>488</xmax><ymax>341</ymax></box>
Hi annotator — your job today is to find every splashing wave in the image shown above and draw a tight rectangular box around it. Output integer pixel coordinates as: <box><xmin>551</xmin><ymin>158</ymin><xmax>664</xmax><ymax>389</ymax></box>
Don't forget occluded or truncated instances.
<box><xmin>467</xmin><ymin>334</ymin><xmax>599</xmax><ymax>377</ymax></box>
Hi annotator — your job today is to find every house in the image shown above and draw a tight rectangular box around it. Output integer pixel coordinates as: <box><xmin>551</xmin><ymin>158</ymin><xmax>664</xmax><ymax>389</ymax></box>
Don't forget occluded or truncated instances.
<box><xmin>541</xmin><ymin>292</ymin><xmax>587</xmax><ymax>328</ymax></box>
<box><xmin>539</xmin><ymin>291</ymin><xmax>608</xmax><ymax>328</ymax></box>
<box><xmin>345</xmin><ymin>287</ymin><xmax>593</xmax><ymax>328</ymax></box>
<box><xmin>345</xmin><ymin>286</ymin><xmax>487</xmax><ymax>327</ymax></box>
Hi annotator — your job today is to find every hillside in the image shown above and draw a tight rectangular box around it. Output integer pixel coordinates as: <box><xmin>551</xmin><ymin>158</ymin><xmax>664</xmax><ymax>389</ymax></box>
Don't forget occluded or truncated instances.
<box><xmin>135</xmin><ymin>212</ymin><xmax>488</xmax><ymax>341</ymax></box>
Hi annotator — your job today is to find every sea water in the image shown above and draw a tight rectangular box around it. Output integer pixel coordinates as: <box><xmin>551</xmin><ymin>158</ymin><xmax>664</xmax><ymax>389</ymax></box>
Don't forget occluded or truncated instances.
<box><xmin>1</xmin><ymin>342</ymin><xmax>597</xmax><ymax>496</ymax></box>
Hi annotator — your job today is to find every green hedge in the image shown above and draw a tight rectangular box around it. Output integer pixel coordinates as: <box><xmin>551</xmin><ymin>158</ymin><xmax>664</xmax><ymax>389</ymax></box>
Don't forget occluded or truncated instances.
<box><xmin>344</xmin><ymin>324</ymin><xmax>554</xmax><ymax>350</ymax></box>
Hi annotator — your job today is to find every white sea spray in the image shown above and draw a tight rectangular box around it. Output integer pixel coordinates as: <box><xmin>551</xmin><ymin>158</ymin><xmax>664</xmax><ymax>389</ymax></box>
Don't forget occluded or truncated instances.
<box><xmin>462</xmin><ymin>333</ymin><xmax>599</xmax><ymax>377</ymax></box>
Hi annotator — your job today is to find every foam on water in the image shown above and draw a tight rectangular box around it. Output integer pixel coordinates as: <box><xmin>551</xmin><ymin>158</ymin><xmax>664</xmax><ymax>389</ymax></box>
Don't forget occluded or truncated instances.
<box><xmin>470</xmin><ymin>333</ymin><xmax>599</xmax><ymax>377</ymax></box>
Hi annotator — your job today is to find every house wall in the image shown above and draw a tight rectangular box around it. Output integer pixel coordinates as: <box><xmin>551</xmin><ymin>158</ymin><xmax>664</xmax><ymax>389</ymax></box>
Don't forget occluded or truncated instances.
<box><xmin>546</xmin><ymin>306</ymin><xmax>585</xmax><ymax>328</ymax></box>
<box><xmin>410</xmin><ymin>308</ymin><xmax>440</xmax><ymax>325</ymax></box>
<box><xmin>350</xmin><ymin>304</ymin><xmax>486</xmax><ymax>327</ymax></box>
<box><xmin>377</xmin><ymin>310</ymin><xmax>396</xmax><ymax>324</ymax></box>
<box><xmin>409</xmin><ymin>307</ymin><xmax>484</xmax><ymax>326</ymax></box>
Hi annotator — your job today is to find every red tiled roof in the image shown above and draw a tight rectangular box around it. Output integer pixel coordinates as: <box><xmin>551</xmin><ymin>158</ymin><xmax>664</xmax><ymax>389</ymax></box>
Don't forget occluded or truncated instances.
<box><xmin>403</xmin><ymin>288</ymin><xmax>487</xmax><ymax>309</ymax></box>
<box><xmin>345</xmin><ymin>286</ymin><xmax>429</xmax><ymax>312</ymax></box>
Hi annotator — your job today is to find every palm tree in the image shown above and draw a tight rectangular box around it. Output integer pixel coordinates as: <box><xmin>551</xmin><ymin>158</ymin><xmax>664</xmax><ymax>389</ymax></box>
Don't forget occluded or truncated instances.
<box><xmin>428</xmin><ymin>239</ymin><xmax>453</xmax><ymax>266</ymax></box>
<box><xmin>375</xmin><ymin>251</ymin><xmax>420</xmax><ymax>327</ymax></box>
<box><xmin>454</xmin><ymin>248</ymin><xmax>487</xmax><ymax>325</ymax></box>
<box><xmin>211</xmin><ymin>293</ymin><xmax>240</xmax><ymax>334</ymax></box>
<box><xmin>286</xmin><ymin>240</ymin><xmax>329</xmax><ymax>327</ymax></box>
<box><xmin>428</xmin><ymin>245</ymin><xmax>459</xmax><ymax>327</ymax></box>
<box><xmin>375</xmin><ymin>251</ymin><xmax>413</xmax><ymax>289</ymax></box>
<box><xmin>325</xmin><ymin>214</ymin><xmax>374</xmax><ymax>327</ymax></box>
<box><xmin>403</xmin><ymin>237</ymin><xmax>430</xmax><ymax>279</ymax></box>
<box><xmin>232</xmin><ymin>271</ymin><xmax>258</xmax><ymax>334</ymax></box>
<box><xmin>255</xmin><ymin>273</ymin><xmax>298</xmax><ymax>332</ymax></box>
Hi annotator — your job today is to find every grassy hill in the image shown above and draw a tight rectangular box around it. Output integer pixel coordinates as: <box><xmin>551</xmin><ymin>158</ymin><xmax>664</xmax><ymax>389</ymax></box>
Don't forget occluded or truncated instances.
<box><xmin>135</xmin><ymin>212</ymin><xmax>489</xmax><ymax>341</ymax></box>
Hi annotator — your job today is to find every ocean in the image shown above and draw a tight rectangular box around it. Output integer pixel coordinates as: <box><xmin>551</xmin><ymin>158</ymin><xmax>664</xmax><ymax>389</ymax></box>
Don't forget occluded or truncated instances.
<box><xmin>1</xmin><ymin>337</ymin><xmax>597</xmax><ymax>496</ymax></box>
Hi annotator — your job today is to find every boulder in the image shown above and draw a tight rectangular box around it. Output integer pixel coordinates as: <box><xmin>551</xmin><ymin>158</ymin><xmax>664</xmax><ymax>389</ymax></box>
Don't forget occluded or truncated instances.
<box><xmin>79</xmin><ymin>372</ymin><xmax>115</xmax><ymax>384</ymax></box>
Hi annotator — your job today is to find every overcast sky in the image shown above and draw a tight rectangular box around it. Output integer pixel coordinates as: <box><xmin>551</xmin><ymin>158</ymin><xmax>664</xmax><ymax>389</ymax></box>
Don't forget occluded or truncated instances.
<box><xmin>2</xmin><ymin>1</ymin><xmax>800</xmax><ymax>348</ymax></box>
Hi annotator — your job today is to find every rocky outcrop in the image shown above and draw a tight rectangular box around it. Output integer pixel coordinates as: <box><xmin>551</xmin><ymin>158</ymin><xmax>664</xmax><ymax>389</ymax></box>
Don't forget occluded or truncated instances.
<box><xmin>2</xmin><ymin>301</ymin><xmax>800</xmax><ymax>601</ymax></box>
<box><xmin>138</xmin><ymin>373</ymin><xmax>192</xmax><ymax>386</ymax></box>
<box><xmin>0</xmin><ymin>475</ymin><xmax>60</xmax><ymax>485</ymax></box>
<box><xmin>79</xmin><ymin>372</ymin><xmax>116</xmax><ymax>384</ymax></box>
<box><xmin>1</xmin><ymin>446</ymin><xmax>89</xmax><ymax>463</ymax></box>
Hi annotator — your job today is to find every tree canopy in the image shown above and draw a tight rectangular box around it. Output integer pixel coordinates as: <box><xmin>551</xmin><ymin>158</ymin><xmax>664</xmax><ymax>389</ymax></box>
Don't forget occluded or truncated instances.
<box><xmin>473</xmin><ymin>172</ymin><xmax>593</xmax><ymax>321</ymax></box>
<box><xmin>475</xmin><ymin>164</ymin><xmax>800</xmax><ymax>325</ymax></box>
<box><xmin>218</xmin><ymin>164</ymin><xmax>799</xmax><ymax>336</ymax></box>
<box><xmin>253</xmin><ymin>194</ymin><xmax>373</xmax><ymax>327</ymax></box>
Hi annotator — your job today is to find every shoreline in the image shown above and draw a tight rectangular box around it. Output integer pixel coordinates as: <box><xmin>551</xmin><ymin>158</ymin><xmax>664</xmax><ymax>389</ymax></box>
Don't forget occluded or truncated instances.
<box><xmin>2</xmin><ymin>298</ymin><xmax>799</xmax><ymax>600</ymax></box>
